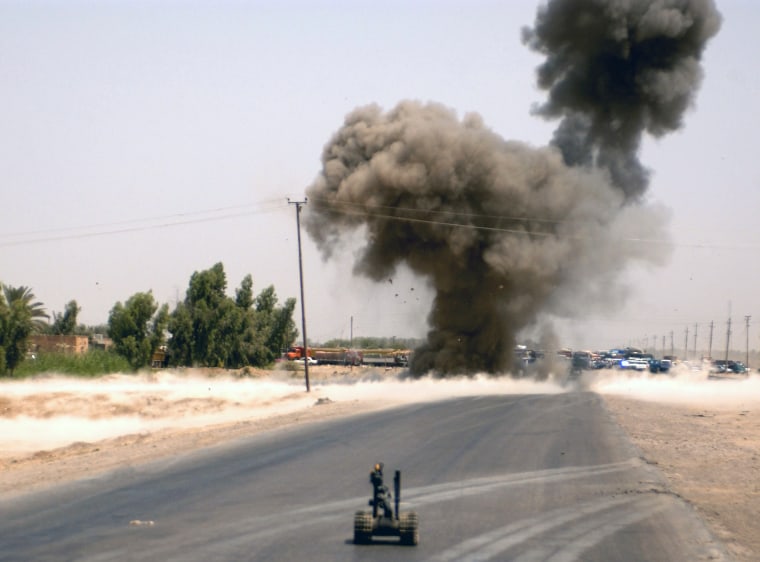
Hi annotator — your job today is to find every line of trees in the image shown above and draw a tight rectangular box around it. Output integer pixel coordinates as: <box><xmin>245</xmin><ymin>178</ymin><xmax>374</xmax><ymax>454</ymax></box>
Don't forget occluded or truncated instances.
<box><xmin>1</xmin><ymin>262</ymin><xmax>298</xmax><ymax>376</ymax></box>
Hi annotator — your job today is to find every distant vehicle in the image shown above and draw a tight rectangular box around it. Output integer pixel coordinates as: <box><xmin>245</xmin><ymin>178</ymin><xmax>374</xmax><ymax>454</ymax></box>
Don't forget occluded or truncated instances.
<box><xmin>300</xmin><ymin>356</ymin><xmax>318</xmax><ymax>366</ymax></box>
<box><xmin>649</xmin><ymin>358</ymin><xmax>672</xmax><ymax>374</ymax></box>
<box><xmin>618</xmin><ymin>358</ymin><xmax>649</xmax><ymax>371</ymax></box>
<box><xmin>285</xmin><ymin>345</ymin><xmax>363</xmax><ymax>366</ymax></box>
<box><xmin>729</xmin><ymin>361</ymin><xmax>748</xmax><ymax>374</ymax></box>
<box><xmin>571</xmin><ymin>351</ymin><xmax>593</xmax><ymax>370</ymax></box>
<box><xmin>710</xmin><ymin>359</ymin><xmax>747</xmax><ymax>374</ymax></box>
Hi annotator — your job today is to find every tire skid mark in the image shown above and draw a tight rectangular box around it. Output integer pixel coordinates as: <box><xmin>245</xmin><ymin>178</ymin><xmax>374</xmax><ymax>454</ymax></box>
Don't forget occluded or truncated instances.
<box><xmin>512</xmin><ymin>496</ymin><xmax>668</xmax><ymax>562</ymax></box>
<box><xmin>239</xmin><ymin>457</ymin><xmax>642</xmax><ymax>534</ymax></box>
<box><xmin>427</xmin><ymin>495</ymin><xmax>662</xmax><ymax>562</ymax></box>
<box><xmin>405</xmin><ymin>458</ymin><xmax>642</xmax><ymax>508</ymax></box>
<box><xmin>537</xmin><ymin>497</ymin><xmax>672</xmax><ymax>562</ymax></box>
<box><xmin>124</xmin><ymin>459</ymin><xmax>646</xmax><ymax>561</ymax></box>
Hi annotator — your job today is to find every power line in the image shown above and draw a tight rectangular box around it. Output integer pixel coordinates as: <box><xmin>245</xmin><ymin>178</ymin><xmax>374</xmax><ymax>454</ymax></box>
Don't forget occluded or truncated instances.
<box><xmin>309</xmin><ymin>196</ymin><xmax>760</xmax><ymax>250</ymax></box>
<box><xmin>0</xmin><ymin>198</ymin><xmax>288</xmax><ymax>248</ymax></box>
<box><xmin>5</xmin><ymin>192</ymin><xmax>756</xmax><ymax>251</ymax></box>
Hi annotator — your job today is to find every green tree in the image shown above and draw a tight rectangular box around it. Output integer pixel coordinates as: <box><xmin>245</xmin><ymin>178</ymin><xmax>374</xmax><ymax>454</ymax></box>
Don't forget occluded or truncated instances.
<box><xmin>167</xmin><ymin>301</ymin><xmax>193</xmax><ymax>366</ymax></box>
<box><xmin>168</xmin><ymin>263</ymin><xmax>228</xmax><ymax>367</ymax></box>
<box><xmin>167</xmin><ymin>264</ymin><xmax>296</xmax><ymax>368</ymax></box>
<box><xmin>255</xmin><ymin>286</ymin><xmax>298</xmax><ymax>362</ymax></box>
<box><xmin>108</xmin><ymin>291</ymin><xmax>166</xmax><ymax>369</ymax></box>
<box><xmin>51</xmin><ymin>300</ymin><xmax>81</xmax><ymax>335</ymax></box>
<box><xmin>235</xmin><ymin>274</ymin><xmax>254</xmax><ymax>309</ymax></box>
<box><xmin>0</xmin><ymin>293</ymin><xmax>7</xmax><ymax>375</ymax></box>
<box><xmin>0</xmin><ymin>284</ymin><xmax>49</xmax><ymax>375</ymax></box>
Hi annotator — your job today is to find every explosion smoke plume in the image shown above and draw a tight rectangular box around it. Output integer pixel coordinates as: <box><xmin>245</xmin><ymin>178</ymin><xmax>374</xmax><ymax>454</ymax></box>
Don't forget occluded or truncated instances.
<box><xmin>304</xmin><ymin>0</ymin><xmax>720</xmax><ymax>376</ymax></box>
<box><xmin>524</xmin><ymin>0</ymin><xmax>722</xmax><ymax>199</ymax></box>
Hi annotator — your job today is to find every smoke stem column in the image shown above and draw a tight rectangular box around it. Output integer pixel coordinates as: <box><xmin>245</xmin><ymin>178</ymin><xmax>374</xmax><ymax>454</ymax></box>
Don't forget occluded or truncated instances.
<box><xmin>288</xmin><ymin>198</ymin><xmax>310</xmax><ymax>392</ymax></box>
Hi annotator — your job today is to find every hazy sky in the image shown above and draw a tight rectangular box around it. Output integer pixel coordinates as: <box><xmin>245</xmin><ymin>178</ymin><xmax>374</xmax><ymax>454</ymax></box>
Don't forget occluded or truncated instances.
<box><xmin>1</xmin><ymin>0</ymin><xmax>758</xmax><ymax>355</ymax></box>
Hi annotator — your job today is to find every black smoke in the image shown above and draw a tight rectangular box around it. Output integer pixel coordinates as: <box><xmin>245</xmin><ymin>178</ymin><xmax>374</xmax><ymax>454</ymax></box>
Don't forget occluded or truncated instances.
<box><xmin>303</xmin><ymin>0</ymin><xmax>721</xmax><ymax>376</ymax></box>
<box><xmin>523</xmin><ymin>0</ymin><xmax>722</xmax><ymax>199</ymax></box>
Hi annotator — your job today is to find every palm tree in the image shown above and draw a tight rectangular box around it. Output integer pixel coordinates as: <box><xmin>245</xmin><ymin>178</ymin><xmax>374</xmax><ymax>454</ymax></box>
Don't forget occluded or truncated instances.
<box><xmin>0</xmin><ymin>284</ymin><xmax>49</xmax><ymax>375</ymax></box>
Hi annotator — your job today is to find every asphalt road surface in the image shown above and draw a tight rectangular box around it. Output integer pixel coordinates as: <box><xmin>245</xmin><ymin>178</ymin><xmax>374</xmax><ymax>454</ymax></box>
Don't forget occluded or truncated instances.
<box><xmin>0</xmin><ymin>393</ymin><xmax>730</xmax><ymax>561</ymax></box>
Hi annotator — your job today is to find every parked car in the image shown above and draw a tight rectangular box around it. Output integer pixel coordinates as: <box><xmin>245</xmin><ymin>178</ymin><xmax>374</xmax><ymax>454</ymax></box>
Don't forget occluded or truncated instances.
<box><xmin>619</xmin><ymin>358</ymin><xmax>649</xmax><ymax>371</ymax></box>
<box><xmin>300</xmin><ymin>356</ymin><xmax>318</xmax><ymax>365</ymax></box>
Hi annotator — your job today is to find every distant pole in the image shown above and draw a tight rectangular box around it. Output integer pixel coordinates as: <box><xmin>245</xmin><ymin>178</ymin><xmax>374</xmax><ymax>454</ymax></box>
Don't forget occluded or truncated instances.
<box><xmin>670</xmin><ymin>331</ymin><xmax>674</xmax><ymax>358</ymax></box>
<box><xmin>724</xmin><ymin>316</ymin><xmax>732</xmax><ymax>364</ymax></box>
<box><xmin>288</xmin><ymin>198</ymin><xmax>310</xmax><ymax>392</ymax></box>
<box><xmin>708</xmin><ymin>320</ymin><xmax>714</xmax><ymax>360</ymax></box>
<box><xmin>745</xmin><ymin>315</ymin><xmax>751</xmax><ymax>368</ymax></box>
<box><xmin>349</xmin><ymin>315</ymin><xmax>354</xmax><ymax>371</ymax></box>
<box><xmin>693</xmin><ymin>323</ymin><xmax>698</xmax><ymax>360</ymax></box>
<box><xmin>684</xmin><ymin>326</ymin><xmax>689</xmax><ymax>360</ymax></box>
<box><xmin>725</xmin><ymin>302</ymin><xmax>732</xmax><ymax>364</ymax></box>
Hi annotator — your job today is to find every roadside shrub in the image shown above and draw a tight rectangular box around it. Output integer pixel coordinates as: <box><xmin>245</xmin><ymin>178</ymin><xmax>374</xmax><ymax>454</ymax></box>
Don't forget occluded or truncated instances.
<box><xmin>13</xmin><ymin>349</ymin><xmax>133</xmax><ymax>378</ymax></box>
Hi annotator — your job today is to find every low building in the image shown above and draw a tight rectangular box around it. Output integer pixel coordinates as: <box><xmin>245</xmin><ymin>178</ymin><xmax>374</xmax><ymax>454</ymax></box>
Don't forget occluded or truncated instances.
<box><xmin>90</xmin><ymin>333</ymin><xmax>114</xmax><ymax>351</ymax></box>
<box><xmin>28</xmin><ymin>335</ymin><xmax>89</xmax><ymax>355</ymax></box>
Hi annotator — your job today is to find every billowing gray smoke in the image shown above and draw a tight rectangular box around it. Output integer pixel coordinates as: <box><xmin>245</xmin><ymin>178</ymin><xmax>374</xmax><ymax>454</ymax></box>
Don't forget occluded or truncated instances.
<box><xmin>303</xmin><ymin>0</ymin><xmax>721</xmax><ymax>376</ymax></box>
<box><xmin>523</xmin><ymin>0</ymin><xmax>722</xmax><ymax>200</ymax></box>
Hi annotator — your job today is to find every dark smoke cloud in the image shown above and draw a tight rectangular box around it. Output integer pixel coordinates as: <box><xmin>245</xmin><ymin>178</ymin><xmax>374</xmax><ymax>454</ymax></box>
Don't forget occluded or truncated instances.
<box><xmin>523</xmin><ymin>0</ymin><xmax>722</xmax><ymax>199</ymax></box>
<box><xmin>303</xmin><ymin>0</ymin><xmax>720</xmax><ymax>376</ymax></box>
<box><xmin>304</xmin><ymin>102</ymin><xmax>663</xmax><ymax>375</ymax></box>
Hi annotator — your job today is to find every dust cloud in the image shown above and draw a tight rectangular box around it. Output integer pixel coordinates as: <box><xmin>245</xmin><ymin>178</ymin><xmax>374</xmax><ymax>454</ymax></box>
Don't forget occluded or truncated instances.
<box><xmin>2</xmin><ymin>368</ymin><xmax>756</xmax><ymax>456</ymax></box>
<box><xmin>303</xmin><ymin>0</ymin><xmax>721</xmax><ymax>376</ymax></box>
<box><xmin>0</xmin><ymin>372</ymin><xmax>315</xmax><ymax>454</ymax></box>
<box><xmin>0</xmin><ymin>370</ymin><xmax>564</xmax><ymax>454</ymax></box>
<box><xmin>591</xmin><ymin>369</ymin><xmax>760</xmax><ymax>408</ymax></box>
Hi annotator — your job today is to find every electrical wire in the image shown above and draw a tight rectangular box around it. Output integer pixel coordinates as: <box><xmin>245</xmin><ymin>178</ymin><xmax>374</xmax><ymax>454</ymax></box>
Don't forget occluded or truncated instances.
<box><xmin>0</xmin><ymin>198</ymin><xmax>289</xmax><ymax>248</ymax></box>
<box><xmin>309</xmin><ymin>196</ymin><xmax>758</xmax><ymax>250</ymax></box>
<box><xmin>2</xmin><ymin>193</ymin><xmax>755</xmax><ymax>251</ymax></box>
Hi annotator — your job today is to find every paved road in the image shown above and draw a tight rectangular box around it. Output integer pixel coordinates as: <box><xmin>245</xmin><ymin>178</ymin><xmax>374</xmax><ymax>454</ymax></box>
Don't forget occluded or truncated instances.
<box><xmin>0</xmin><ymin>393</ymin><xmax>730</xmax><ymax>561</ymax></box>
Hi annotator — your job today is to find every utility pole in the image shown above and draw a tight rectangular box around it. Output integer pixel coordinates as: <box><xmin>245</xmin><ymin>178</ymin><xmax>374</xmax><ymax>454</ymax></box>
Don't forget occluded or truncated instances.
<box><xmin>693</xmin><ymin>323</ymin><xmax>698</xmax><ymax>361</ymax></box>
<box><xmin>708</xmin><ymin>320</ymin><xmax>714</xmax><ymax>360</ymax></box>
<box><xmin>684</xmin><ymin>326</ymin><xmax>689</xmax><ymax>360</ymax></box>
<box><xmin>745</xmin><ymin>315</ymin><xmax>751</xmax><ymax>368</ymax></box>
<box><xmin>288</xmin><ymin>198</ymin><xmax>310</xmax><ymax>392</ymax></box>
<box><xmin>670</xmin><ymin>331</ymin><xmax>674</xmax><ymax>358</ymax></box>
<box><xmin>724</xmin><ymin>316</ymin><xmax>732</xmax><ymax>364</ymax></box>
<box><xmin>350</xmin><ymin>315</ymin><xmax>354</xmax><ymax>371</ymax></box>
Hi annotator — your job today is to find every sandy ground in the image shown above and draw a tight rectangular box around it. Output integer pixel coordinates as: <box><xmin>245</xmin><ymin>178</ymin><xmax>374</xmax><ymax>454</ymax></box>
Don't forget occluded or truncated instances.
<box><xmin>0</xmin><ymin>366</ymin><xmax>397</xmax><ymax>496</ymax></box>
<box><xmin>1</xmin><ymin>365</ymin><xmax>758</xmax><ymax>560</ymax></box>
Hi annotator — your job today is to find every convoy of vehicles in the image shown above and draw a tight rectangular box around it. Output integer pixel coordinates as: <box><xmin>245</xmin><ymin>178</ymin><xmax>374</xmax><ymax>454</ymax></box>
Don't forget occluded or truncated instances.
<box><xmin>553</xmin><ymin>347</ymin><xmax>748</xmax><ymax>377</ymax></box>
<box><xmin>285</xmin><ymin>345</ymin><xmax>363</xmax><ymax>366</ymax></box>
<box><xmin>284</xmin><ymin>346</ymin><xmax>409</xmax><ymax>367</ymax></box>
<box><xmin>284</xmin><ymin>342</ymin><xmax>749</xmax><ymax>378</ymax></box>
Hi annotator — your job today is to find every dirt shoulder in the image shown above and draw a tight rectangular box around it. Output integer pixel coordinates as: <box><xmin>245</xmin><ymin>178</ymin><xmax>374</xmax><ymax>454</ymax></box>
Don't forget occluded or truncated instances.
<box><xmin>0</xmin><ymin>396</ymin><xmax>388</xmax><ymax>499</ymax></box>
<box><xmin>0</xmin><ymin>365</ymin><xmax>394</xmax><ymax>498</ymax></box>
<box><xmin>604</xmin><ymin>395</ymin><xmax>760</xmax><ymax>562</ymax></box>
